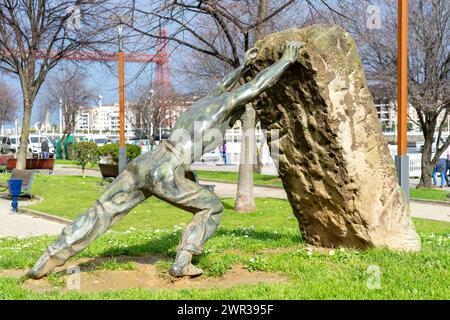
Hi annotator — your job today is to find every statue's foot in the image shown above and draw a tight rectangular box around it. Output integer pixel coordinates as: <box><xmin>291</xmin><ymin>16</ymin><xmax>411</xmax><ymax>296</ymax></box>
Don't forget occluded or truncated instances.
<box><xmin>169</xmin><ymin>263</ymin><xmax>203</xmax><ymax>277</ymax></box>
<box><xmin>170</xmin><ymin>249</ymin><xmax>203</xmax><ymax>277</ymax></box>
<box><xmin>26</xmin><ymin>252</ymin><xmax>65</xmax><ymax>279</ymax></box>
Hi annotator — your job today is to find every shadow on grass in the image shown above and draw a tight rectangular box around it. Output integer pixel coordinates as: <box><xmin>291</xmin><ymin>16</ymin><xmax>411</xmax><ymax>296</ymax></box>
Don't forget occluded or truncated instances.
<box><xmin>95</xmin><ymin>227</ymin><xmax>302</xmax><ymax>260</ymax></box>
<box><xmin>76</xmin><ymin>254</ymin><xmax>167</xmax><ymax>273</ymax></box>
<box><xmin>216</xmin><ymin>228</ymin><xmax>302</xmax><ymax>242</ymax></box>
<box><xmin>222</xmin><ymin>201</ymin><xmax>235</xmax><ymax>210</ymax></box>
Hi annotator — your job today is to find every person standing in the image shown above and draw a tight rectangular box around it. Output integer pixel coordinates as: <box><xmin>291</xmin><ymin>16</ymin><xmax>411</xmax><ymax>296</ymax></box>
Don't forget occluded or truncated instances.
<box><xmin>444</xmin><ymin>146</ymin><xmax>450</xmax><ymax>188</ymax></box>
<box><xmin>222</xmin><ymin>141</ymin><xmax>228</xmax><ymax>165</ymax></box>
<box><xmin>433</xmin><ymin>157</ymin><xmax>447</xmax><ymax>188</ymax></box>
<box><xmin>446</xmin><ymin>151</ymin><xmax>450</xmax><ymax>187</ymax></box>
<box><xmin>41</xmin><ymin>138</ymin><xmax>49</xmax><ymax>159</ymax></box>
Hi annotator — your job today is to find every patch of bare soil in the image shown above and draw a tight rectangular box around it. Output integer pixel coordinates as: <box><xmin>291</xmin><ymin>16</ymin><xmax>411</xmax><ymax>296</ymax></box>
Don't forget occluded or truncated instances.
<box><xmin>0</xmin><ymin>269</ymin><xmax>27</xmax><ymax>277</ymax></box>
<box><xmin>7</xmin><ymin>255</ymin><xmax>287</xmax><ymax>293</ymax></box>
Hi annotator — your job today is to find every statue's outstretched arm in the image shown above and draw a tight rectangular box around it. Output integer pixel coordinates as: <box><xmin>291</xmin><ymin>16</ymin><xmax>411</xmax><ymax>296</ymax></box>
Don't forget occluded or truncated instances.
<box><xmin>208</xmin><ymin>66</ymin><xmax>246</xmax><ymax>97</ymax></box>
<box><xmin>208</xmin><ymin>48</ymin><xmax>259</xmax><ymax>97</ymax></box>
<box><xmin>229</xmin><ymin>41</ymin><xmax>304</xmax><ymax>108</ymax></box>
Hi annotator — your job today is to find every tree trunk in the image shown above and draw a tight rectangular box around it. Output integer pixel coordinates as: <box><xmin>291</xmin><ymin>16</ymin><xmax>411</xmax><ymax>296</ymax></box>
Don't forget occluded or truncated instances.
<box><xmin>16</xmin><ymin>96</ymin><xmax>33</xmax><ymax>170</ymax></box>
<box><xmin>234</xmin><ymin>0</ymin><xmax>268</xmax><ymax>212</ymax></box>
<box><xmin>254</xmin><ymin>142</ymin><xmax>264</xmax><ymax>174</ymax></box>
<box><xmin>235</xmin><ymin>104</ymin><xmax>257</xmax><ymax>212</ymax></box>
<box><xmin>417</xmin><ymin>130</ymin><xmax>434</xmax><ymax>188</ymax></box>
<box><xmin>60</xmin><ymin>128</ymin><xmax>73</xmax><ymax>160</ymax></box>
<box><xmin>61</xmin><ymin>133</ymin><xmax>67</xmax><ymax>160</ymax></box>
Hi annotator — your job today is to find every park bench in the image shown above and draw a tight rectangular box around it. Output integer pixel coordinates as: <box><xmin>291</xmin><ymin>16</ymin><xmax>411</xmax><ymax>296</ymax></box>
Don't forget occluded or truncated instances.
<box><xmin>98</xmin><ymin>164</ymin><xmax>215</xmax><ymax>192</ymax></box>
<box><xmin>6</xmin><ymin>158</ymin><xmax>54</xmax><ymax>174</ymax></box>
<box><xmin>0</xmin><ymin>169</ymin><xmax>35</xmax><ymax>198</ymax></box>
<box><xmin>99</xmin><ymin>163</ymin><xmax>119</xmax><ymax>186</ymax></box>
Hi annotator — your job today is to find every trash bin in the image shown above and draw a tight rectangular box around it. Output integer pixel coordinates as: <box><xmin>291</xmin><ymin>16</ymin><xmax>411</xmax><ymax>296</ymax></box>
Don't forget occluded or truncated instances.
<box><xmin>8</xmin><ymin>178</ymin><xmax>22</xmax><ymax>213</ymax></box>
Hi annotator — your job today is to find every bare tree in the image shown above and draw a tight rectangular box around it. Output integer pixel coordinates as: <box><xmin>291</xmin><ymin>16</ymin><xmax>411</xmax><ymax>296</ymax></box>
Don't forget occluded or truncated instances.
<box><xmin>0</xmin><ymin>0</ymin><xmax>113</xmax><ymax>169</ymax></box>
<box><xmin>128</xmin><ymin>83</ymin><xmax>160</xmax><ymax>142</ymax></box>
<box><xmin>338</xmin><ymin>0</ymin><xmax>450</xmax><ymax>188</ymax></box>
<box><xmin>123</xmin><ymin>0</ymin><xmax>302</xmax><ymax>212</ymax></box>
<box><xmin>0</xmin><ymin>78</ymin><xmax>17</xmax><ymax>128</ymax></box>
<box><xmin>128</xmin><ymin>78</ymin><xmax>186</xmax><ymax>143</ymax></box>
<box><xmin>41</xmin><ymin>66</ymin><xmax>94</xmax><ymax>159</ymax></box>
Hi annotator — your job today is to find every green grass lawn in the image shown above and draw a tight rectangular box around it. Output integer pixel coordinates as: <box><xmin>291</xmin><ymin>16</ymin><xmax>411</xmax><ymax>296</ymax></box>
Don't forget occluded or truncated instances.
<box><xmin>196</xmin><ymin>170</ymin><xmax>283</xmax><ymax>187</ymax></box>
<box><xmin>0</xmin><ymin>175</ymin><xmax>449</xmax><ymax>299</ymax></box>
<box><xmin>410</xmin><ymin>188</ymin><xmax>450</xmax><ymax>202</ymax></box>
<box><xmin>54</xmin><ymin>159</ymin><xmax>78</xmax><ymax>165</ymax></box>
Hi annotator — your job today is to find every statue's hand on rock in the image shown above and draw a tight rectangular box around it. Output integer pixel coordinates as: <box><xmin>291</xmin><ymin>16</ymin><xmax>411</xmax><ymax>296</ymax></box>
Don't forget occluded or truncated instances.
<box><xmin>244</xmin><ymin>47</ymin><xmax>259</xmax><ymax>68</ymax></box>
<box><xmin>281</xmin><ymin>41</ymin><xmax>304</xmax><ymax>63</ymax></box>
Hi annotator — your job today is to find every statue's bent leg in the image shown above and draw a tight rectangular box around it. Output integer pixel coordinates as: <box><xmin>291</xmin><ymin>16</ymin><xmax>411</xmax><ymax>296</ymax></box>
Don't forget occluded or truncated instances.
<box><xmin>27</xmin><ymin>170</ymin><xmax>148</xmax><ymax>279</ymax></box>
<box><xmin>152</xmin><ymin>165</ymin><xmax>224</xmax><ymax>277</ymax></box>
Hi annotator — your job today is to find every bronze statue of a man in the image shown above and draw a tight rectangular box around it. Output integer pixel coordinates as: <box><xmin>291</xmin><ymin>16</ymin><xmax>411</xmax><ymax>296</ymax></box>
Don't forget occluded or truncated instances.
<box><xmin>28</xmin><ymin>41</ymin><xmax>303</xmax><ymax>279</ymax></box>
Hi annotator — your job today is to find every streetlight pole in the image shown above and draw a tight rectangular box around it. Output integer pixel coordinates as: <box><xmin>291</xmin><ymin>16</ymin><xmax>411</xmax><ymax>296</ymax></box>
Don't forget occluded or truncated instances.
<box><xmin>118</xmin><ymin>23</ymin><xmax>127</xmax><ymax>173</ymax></box>
<box><xmin>59</xmin><ymin>99</ymin><xmax>63</xmax><ymax>137</ymax></box>
<box><xmin>87</xmin><ymin>111</ymin><xmax>91</xmax><ymax>135</ymax></box>
<box><xmin>395</xmin><ymin>0</ymin><xmax>409</xmax><ymax>202</ymax></box>
<box><xmin>147</xmin><ymin>89</ymin><xmax>154</xmax><ymax>145</ymax></box>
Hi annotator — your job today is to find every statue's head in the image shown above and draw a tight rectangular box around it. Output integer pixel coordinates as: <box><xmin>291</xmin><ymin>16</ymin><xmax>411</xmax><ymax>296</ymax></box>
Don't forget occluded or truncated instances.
<box><xmin>244</xmin><ymin>47</ymin><xmax>259</xmax><ymax>64</ymax></box>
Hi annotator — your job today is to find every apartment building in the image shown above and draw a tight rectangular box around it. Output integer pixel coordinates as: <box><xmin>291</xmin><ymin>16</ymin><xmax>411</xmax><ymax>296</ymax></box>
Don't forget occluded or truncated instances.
<box><xmin>75</xmin><ymin>103</ymin><xmax>134</xmax><ymax>133</ymax></box>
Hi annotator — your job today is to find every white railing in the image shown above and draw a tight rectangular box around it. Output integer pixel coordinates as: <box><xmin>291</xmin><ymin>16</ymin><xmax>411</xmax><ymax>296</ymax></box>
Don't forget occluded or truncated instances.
<box><xmin>389</xmin><ymin>149</ymin><xmax>422</xmax><ymax>178</ymax></box>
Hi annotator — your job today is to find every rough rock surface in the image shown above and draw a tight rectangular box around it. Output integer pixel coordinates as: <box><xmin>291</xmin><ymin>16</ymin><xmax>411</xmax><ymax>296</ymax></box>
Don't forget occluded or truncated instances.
<box><xmin>246</xmin><ymin>25</ymin><xmax>421</xmax><ymax>251</ymax></box>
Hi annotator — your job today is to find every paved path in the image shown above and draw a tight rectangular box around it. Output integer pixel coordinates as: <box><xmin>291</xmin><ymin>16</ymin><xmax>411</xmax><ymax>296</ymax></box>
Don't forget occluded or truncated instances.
<box><xmin>51</xmin><ymin>164</ymin><xmax>279</xmax><ymax>177</ymax></box>
<box><xmin>49</xmin><ymin>165</ymin><xmax>101</xmax><ymax>177</ymax></box>
<box><xmin>206</xmin><ymin>180</ymin><xmax>450</xmax><ymax>223</ymax></box>
<box><xmin>192</xmin><ymin>163</ymin><xmax>279</xmax><ymax>175</ymax></box>
<box><xmin>0</xmin><ymin>196</ymin><xmax>65</xmax><ymax>238</ymax></box>
<box><xmin>410</xmin><ymin>178</ymin><xmax>450</xmax><ymax>191</ymax></box>
<box><xmin>408</xmin><ymin>201</ymin><xmax>450</xmax><ymax>222</ymax></box>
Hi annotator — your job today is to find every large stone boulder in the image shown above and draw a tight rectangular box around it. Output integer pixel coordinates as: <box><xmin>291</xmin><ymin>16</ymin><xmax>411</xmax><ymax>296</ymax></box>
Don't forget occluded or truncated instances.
<box><xmin>246</xmin><ymin>25</ymin><xmax>420</xmax><ymax>251</ymax></box>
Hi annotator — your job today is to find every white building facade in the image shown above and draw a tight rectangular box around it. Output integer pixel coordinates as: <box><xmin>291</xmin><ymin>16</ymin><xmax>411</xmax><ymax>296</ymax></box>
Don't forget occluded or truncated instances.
<box><xmin>75</xmin><ymin>103</ymin><xmax>135</xmax><ymax>133</ymax></box>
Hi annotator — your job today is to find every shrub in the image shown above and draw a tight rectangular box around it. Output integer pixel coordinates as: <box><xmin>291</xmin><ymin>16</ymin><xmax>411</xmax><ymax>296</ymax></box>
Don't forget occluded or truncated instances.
<box><xmin>98</xmin><ymin>143</ymin><xmax>141</xmax><ymax>164</ymax></box>
<box><xmin>72</xmin><ymin>142</ymin><xmax>99</xmax><ymax>177</ymax></box>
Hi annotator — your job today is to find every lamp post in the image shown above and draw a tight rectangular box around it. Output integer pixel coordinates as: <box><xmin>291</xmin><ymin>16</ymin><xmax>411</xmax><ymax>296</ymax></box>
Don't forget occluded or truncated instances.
<box><xmin>147</xmin><ymin>89</ymin><xmax>154</xmax><ymax>145</ymax></box>
<box><xmin>118</xmin><ymin>22</ymin><xmax>127</xmax><ymax>173</ymax></box>
<box><xmin>395</xmin><ymin>0</ymin><xmax>409</xmax><ymax>202</ymax></box>
<box><xmin>59</xmin><ymin>99</ymin><xmax>63</xmax><ymax>136</ymax></box>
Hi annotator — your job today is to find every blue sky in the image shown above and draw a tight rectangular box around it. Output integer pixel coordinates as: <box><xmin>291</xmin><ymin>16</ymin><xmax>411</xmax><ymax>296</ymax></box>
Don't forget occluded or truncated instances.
<box><xmin>1</xmin><ymin>43</ymin><xmax>182</xmax><ymax>129</ymax></box>
<box><xmin>1</xmin><ymin>0</ymin><xmax>189</xmax><ymax>129</ymax></box>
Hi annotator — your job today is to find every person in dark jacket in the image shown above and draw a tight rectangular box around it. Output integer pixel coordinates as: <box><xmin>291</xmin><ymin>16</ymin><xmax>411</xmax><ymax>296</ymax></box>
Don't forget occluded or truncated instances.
<box><xmin>41</xmin><ymin>138</ymin><xmax>49</xmax><ymax>159</ymax></box>
<box><xmin>222</xmin><ymin>141</ymin><xmax>228</xmax><ymax>165</ymax></box>
<box><xmin>433</xmin><ymin>158</ymin><xmax>447</xmax><ymax>188</ymax></box>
